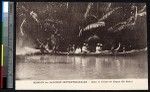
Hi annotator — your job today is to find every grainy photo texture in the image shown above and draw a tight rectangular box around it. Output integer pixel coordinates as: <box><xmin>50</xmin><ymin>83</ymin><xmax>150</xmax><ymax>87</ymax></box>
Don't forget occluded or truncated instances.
<box><xmin>16</xmin><ymin>2</ymin><xmax>147</xmax><ymax>81</ymax></box>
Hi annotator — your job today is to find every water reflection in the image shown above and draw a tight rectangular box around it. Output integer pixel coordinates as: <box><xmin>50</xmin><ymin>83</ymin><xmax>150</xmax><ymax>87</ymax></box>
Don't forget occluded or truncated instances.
<box><xmin>16</xmin><ymin>54</ymin><xmax>148</xmax><ymax>80</ymax></box>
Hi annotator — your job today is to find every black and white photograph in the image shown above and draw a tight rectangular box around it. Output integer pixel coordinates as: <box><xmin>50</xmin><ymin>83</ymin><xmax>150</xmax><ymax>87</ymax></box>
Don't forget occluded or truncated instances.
<box><xmin>15</xmin><ymin>2</ymin><xmax>148</xmax><ymax>90</ymax></box>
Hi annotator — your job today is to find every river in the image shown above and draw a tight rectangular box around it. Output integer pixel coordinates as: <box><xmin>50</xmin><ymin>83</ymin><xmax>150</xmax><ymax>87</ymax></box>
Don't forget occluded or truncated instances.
<box><xmin>16</xmin><ymin>53</ymin><xmax>148</xmax><ymax>80</ymax></box>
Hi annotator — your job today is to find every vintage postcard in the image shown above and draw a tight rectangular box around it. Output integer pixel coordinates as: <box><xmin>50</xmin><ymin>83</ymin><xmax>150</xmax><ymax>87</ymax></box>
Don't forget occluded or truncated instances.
<box><xmin>15</xmin><ymin>2</ymin><xmax>148</xmax><ymax>90</ymax></box>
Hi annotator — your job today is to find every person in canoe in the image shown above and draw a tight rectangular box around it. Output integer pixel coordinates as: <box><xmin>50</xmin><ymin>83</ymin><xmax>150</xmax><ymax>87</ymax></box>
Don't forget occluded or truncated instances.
<box><xmin>67</xmin><ymin>44</ymin><xmax>75</xmax><ymax>53</ymax></box>
<box><xmin>37</xmin><ymin>39</ymin><xmax>50</xmax><ymax>54</ymax></box>
<box><xmin>96</xmin><ymin>43</ymin><xmax>103</xmax><ymax>53</ymax></box>
<box><xmin>71</xmin><ymin>44</ymin><xmax>76</xmax><ymax>53</ymax></box>
<box><xmin>111</xmin><ymin>42</ymin><xmax>121</xmax><ymax>54</ymax></box>
<box><xmin>82</xmin><ymin>43</ymin><xmax>89</xmax><ymax>53</ymax></box>
<box><xmin>75</xmin><ymin>46</ymin><xmax>82</xmax><ymax>54</ymax></box>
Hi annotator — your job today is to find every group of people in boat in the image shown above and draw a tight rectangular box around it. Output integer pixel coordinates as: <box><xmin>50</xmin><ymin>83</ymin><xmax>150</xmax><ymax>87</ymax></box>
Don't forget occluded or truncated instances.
<box><xmin>39</xmin><ymin>39</ymin><xmax>126</xmax><ymax>54</ymax></box>
<box><xmin>39</xmin><ymin>40</ymin><xmax>147</xmax><ymax>54</ymax></box>
<box><xmin>67</xmin><ymin>42</ymin><xmax>127</xmax><ymax>54</ymax></box>
<box><xmin>67</xmin><ymin>43</ymin><xmax>104</xmax><ymax>54</ymax></box>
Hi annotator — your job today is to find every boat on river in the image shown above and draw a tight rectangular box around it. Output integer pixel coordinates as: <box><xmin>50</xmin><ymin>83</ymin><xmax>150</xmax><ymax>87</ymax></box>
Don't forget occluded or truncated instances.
<box><xmin>16</xmin><ymin>47</ymin><xmax>147</xmax><ymax>57</ymax></box>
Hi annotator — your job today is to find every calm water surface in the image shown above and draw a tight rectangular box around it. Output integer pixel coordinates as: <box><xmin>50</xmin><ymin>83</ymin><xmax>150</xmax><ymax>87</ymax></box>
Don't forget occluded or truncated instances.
<box><xmin>16</xmin><ymin>54</ymin><xmax>148</xmax><ymax>80</ymax></box>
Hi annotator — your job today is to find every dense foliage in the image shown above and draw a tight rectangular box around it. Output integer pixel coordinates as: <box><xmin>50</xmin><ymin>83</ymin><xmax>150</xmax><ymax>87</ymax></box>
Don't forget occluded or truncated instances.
<box><xmin>16</xmin><ymin>2</ymin><xmax>147</xmax><ymax>52</ymax></box>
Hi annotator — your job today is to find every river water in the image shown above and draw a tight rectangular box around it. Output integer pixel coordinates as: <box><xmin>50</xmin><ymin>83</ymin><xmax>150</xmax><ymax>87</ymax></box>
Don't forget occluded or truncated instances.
<box><xmin>16</xmin><ymin>53</ymin><xmax>148</xmax><ymax>80</ymax></box>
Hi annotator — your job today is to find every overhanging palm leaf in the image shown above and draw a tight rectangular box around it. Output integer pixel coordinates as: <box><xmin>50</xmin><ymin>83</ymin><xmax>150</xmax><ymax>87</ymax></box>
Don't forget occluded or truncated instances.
<box><xmin>79</xmin><ymin>7</ymin><xmax>121</xmax><ymax>37</ymax></box>
<box><xmin>84</xmin><ymin>21</ymin><xmax>105</xmax><ymax>31</ymax></box>
<box><xmin>79</xmin><ymin>21</ymin><xmax>105</xmax><ymax>36</ymax></box>
<box><xmin>98</xmin><ymin>7</ymin><xmax>121</xmax><ymax>22</ymax></box>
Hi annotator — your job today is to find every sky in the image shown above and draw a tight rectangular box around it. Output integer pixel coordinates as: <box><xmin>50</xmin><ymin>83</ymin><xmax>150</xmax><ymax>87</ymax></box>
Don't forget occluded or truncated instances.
<box><xmin>3</xmin><ymin>2</ymin><xmax>8</xmax><ymax>13</ymax></box>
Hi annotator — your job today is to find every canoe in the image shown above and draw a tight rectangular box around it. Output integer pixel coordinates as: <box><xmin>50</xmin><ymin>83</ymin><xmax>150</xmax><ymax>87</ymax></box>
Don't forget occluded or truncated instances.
<box><xmin>16</xmin><ymin>48</ymin><xmax>147</xmax><ymax>57</ymax></box>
